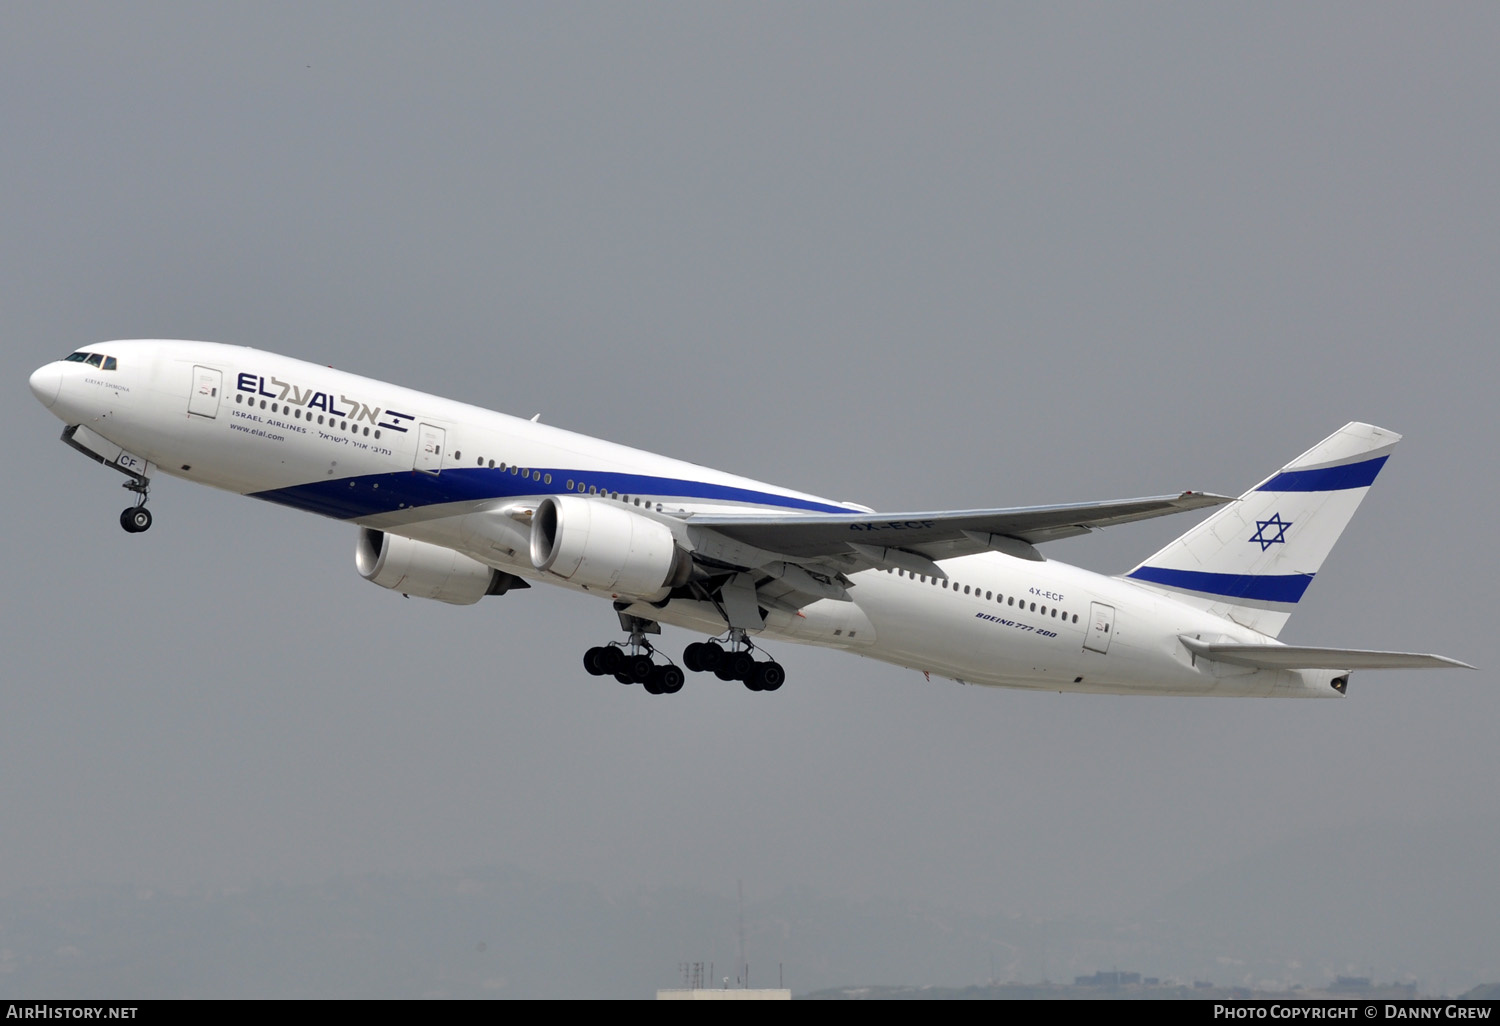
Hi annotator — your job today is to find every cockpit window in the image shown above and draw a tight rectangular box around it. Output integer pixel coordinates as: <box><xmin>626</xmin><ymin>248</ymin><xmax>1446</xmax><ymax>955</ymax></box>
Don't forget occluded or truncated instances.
<box><xmin>63</xmin><ymin>351</ymin><xmax>117</xmax><ymax>370</ymax></box>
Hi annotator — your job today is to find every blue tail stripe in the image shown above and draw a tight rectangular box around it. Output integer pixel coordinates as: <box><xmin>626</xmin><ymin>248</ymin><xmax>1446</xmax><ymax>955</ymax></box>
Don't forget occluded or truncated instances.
<box><xmin>1127</xmin><ymin>566</ymin><xmax>1314</xmax><ymax>603</ymax></box>
<box><xmin>1257</xmin><ymin>455</ymin><xmax>1388</xmax><ymax>492</ymax></box>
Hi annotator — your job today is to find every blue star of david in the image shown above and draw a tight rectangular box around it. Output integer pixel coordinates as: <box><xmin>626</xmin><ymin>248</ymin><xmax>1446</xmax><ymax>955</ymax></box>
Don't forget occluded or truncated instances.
<box><xmin>1249</xmin><ymin>512</ymin><xmax>1292</xmax><ymax>551</ymax></box>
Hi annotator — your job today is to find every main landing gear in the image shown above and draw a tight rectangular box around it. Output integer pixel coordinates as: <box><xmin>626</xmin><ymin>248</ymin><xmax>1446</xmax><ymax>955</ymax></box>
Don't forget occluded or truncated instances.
<box><xmin>582</xmin><ymin>619</ymin><xmax>787</xmax><ymax>696</ymax></box>
<box><xmin>583</xmin><ymin>643</ymin><xmax>686</xmax><ymax>695</ymax></box>
<box><xmin>583</xmin><ymin>615</ymin><xmax>685</xmax><ymax>695</ymax></box>
<box><xmin>682</xmin><ymin>630</ymin><xmax>785</xmax><ymax>692</ymax></box>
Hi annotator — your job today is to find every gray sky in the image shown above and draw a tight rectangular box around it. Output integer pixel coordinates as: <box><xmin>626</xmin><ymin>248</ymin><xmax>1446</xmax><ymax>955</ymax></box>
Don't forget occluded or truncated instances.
<box><xmin>4</xmin><ymin>2</ymin><xmax>1497</xmax><ymax>992</ymax></box>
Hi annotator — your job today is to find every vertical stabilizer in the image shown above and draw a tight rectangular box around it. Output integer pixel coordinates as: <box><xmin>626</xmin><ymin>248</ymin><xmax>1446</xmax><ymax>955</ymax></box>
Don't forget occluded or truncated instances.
<box><xmin>1122</xmin><ymin>422</ymin><xmax>1399</xmax><ymax>637</ymax></box>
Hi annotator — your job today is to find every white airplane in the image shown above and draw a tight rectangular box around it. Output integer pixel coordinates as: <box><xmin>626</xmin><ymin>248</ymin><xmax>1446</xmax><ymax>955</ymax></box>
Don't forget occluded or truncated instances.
<box><xmin>29</xmin><ymin>340</ymin><xmax>1470</xmax><ymax>696</ymax></box>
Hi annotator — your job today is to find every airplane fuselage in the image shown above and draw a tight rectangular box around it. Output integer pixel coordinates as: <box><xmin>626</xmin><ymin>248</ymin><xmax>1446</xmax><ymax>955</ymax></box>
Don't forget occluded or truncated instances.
<box><xmin>28</xmin><ymin>339</ymin><xmax>1378</xmax><ymax>697</ymax></box>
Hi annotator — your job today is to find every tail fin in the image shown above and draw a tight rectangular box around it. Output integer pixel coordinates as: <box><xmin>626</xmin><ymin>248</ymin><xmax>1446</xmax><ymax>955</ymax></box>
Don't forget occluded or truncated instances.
<box><xmin>1122</xmin><ymin>422</ymin><xmax>1400</xmax><ymax>637</ymax></box>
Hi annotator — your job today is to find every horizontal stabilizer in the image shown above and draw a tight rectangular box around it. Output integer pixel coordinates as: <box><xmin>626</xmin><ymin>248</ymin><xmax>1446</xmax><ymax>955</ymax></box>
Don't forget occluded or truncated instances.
<box><xmin>1179</xmin><ymin>637</ymin><xmax>1474</xmax><ymax>671</ymax></box>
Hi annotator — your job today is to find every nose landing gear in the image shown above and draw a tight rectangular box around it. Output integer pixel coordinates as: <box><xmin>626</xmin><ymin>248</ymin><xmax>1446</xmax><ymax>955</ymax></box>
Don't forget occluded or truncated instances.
<box><xmin>58</xmin><ymin>425</ymin><xmax>156</xmax><ymax>534</ymax></box>
<box><xmin>119</xmin><ymin>477</ymin><xmax>152</xmax><ymax>533</ymax></box>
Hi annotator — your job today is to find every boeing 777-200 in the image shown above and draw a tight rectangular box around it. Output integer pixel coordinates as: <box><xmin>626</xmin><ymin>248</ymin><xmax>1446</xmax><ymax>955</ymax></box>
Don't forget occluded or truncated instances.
<box><xmin>29</xmin><ymin>340</ymin><xmax>1470</xmax><ymax>696</ymax></box>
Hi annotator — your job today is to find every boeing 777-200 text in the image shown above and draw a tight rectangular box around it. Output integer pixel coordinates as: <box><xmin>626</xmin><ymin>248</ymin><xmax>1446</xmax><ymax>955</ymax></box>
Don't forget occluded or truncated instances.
<box><xmin>29</xmin><ymin>340</ymin><xmax>1470</xmax><ymax>696</ymax></box>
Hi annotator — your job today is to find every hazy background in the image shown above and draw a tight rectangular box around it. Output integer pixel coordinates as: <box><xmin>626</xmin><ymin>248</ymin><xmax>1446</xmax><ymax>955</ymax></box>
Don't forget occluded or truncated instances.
<box><xmin>4</xmin><ymin>2</ymin><xmax>1497</xmax><ymax>997</ymax></box>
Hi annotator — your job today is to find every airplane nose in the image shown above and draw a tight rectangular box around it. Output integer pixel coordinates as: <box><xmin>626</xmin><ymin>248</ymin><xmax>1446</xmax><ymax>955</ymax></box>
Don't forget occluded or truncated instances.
<box><xmin>29</xmin><ymin>363</ymin><xmax>62</xmax><ymax>408</ymax></box>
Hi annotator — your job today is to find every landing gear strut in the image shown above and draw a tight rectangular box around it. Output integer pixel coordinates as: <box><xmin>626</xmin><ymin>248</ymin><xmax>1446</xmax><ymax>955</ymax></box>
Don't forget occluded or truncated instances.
<box><xmin>583</xmin><ymin>614</ymin><xmax>684</xmax><ymax>695</ymax></box>
<box><xmin>59</xmin><ymin>425</ymin><xmax>156</xmax><ymax>534</ymax></box>
<box><xmin>683</xmin><ymin>629</ymin><xmax>785</xmax><ymax>692</ymax></box>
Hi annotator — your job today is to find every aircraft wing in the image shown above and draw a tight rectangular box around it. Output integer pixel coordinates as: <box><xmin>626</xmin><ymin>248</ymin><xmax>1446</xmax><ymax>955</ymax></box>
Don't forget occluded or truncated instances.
<box><xmin>681</xmin><ymin>491</ymin><xmax>1232</xmax><ymax>573</ymax></box>
<box><xmin>1179</xmin><ymin>638</ymin><xmax>1475</xmax><ymax>671</ymax></box>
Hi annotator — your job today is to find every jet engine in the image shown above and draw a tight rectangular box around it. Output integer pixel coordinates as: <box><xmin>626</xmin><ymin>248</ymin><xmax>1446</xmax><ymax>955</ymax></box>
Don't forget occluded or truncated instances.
<box><xmin>529</xmin><ymin>495</ymin><xmax>691</xmax><ymax>599</ymax></box>
<box><xmin>356</xmin><ymin>528</ymin><xmax>526</xmax><ymax>605</ymax></box>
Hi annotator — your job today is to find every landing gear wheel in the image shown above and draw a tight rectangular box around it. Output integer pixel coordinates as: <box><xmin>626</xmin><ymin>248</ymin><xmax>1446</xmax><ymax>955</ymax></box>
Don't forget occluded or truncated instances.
<box><xmin>596</xmin><ymin>647</ymin><xmax>623</xmax><ymax>675</ymax></box>
<box><xmin>643</xmin><ymin>669</ymin><xmax>665</xmax><ymax>695</ymax></box>
<box><xmin>625</xmin><ymin>654</ymin><xmax>655</xmax><ymax>683</ymax></box>
<box><xmin>658</xmin><ymin>665</ymin><xmax>684</xmax><ymax>694</ymax></box>
<box><xmin>584</xmin><ymin>647</ymin><xmax>609</xmax><ymax>676</ymax></box>
<box><xmin>613</xmin><ymin>671</ymin><xmax>634</xmax><ymax>685</ymax></box>
<box><xmin>753</xmin><ymin>662</ymin><xmax>786</xmax><ymax>692</ymax></box>
<box><xmin>120</xmin><ymin>507</ymin><xmax>152</xmax><ymax>533</ymax></box>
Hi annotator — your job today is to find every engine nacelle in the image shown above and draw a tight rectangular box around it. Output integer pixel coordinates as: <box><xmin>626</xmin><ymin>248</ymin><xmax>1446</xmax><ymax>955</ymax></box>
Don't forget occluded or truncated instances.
<box><xmin>356</xmin><ymin>528</ymin><xmax>524</xmax><ymax>605</ymax></box>
<box><xmin>529</xmin><ymin>494</ymin><xmax>689</xmax><ymax>599</ymax></box>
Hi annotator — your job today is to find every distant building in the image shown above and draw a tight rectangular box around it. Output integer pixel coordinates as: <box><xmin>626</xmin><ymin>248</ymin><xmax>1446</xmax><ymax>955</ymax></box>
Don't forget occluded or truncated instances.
<box><xmin>658</xmin><ymin>988</ymin><xmax>792</xmax><ymax>1000</ymax></box>
<box><xmin>1074</xmin><ymin>971</ymin><xmax>1141</xmax><ymax>987</ymax></box>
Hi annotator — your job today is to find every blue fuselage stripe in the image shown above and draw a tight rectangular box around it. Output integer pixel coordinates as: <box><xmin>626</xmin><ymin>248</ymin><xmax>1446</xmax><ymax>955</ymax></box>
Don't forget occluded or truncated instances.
<box><xmin>249</xmin><ymin>466</ymin><xmax>854</xmax><ymax>520</ymax></box>
<box><xmin>1126</xmin><ymin>566</ymin><xmax>1314</xmax><ymax>603</ymax></box>
<box><xmin>1257</xmin><ymin>455</ymin><xmax>1388</xmax><ymax>492</ymax></box>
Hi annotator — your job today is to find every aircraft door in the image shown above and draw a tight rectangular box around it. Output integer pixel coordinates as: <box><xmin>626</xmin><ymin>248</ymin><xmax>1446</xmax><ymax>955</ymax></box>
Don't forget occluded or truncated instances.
<box><xmin>188</xmin><ymin>366</ymin><xmax>223</xmax><ymax>418</ymax></box>
<box><xmin>414</xmin><ymin>423</ymin><xmax>445</xmax><ymax>474</ymax></box>
<box><xmin>1084</xmin><ymin>602</ymin><xmax>1115</xmax><ymax>654</ymax></box>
